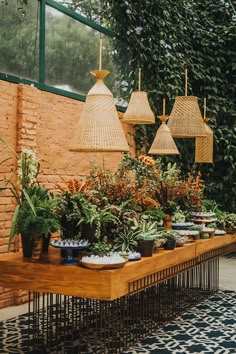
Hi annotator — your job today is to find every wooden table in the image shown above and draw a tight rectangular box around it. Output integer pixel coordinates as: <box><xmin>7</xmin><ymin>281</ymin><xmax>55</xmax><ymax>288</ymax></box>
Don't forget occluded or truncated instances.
<box><xmin>0</xmin><ymin>234</ymin><xmax>235</xmax><ymax>353</ymax></box>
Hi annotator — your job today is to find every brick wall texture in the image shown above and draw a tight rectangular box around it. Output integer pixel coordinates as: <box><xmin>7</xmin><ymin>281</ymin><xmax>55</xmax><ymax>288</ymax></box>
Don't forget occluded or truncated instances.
<box><xmin>0</xmin><ymin>79</ymin><xmax>135</xmax><ymax>309</ymax></box>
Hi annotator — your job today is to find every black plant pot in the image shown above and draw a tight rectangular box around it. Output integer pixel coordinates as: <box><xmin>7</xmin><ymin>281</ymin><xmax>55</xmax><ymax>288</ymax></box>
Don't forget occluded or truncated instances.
<box><xmin>81</xmin><ymin>224</ymin><xmax>97</xmax><ymax>243</ymax></box>
<box><xmin>21</xmin><ymin>233</ymin><xmax>34</xmax><ymax>258</ymax></box>
<box><xmin>42</xmin><ymin>234</ymin><xmax>51</xmax><ymax>253</ymax></box>
<box><xmin>163</xmin><ymin>239</ymin><xmax>176</xmax><ymax>250</ymax></box>
<box><xmin>138</xmin><ymin>239</ymin><xmax>155</xmax><ymax>257</ymax></box>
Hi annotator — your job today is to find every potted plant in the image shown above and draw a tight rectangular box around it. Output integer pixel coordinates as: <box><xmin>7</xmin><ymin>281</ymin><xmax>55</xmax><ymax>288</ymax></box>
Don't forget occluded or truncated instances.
<box><xmin>161</xmin><ymin>230</ymin><xmax>178</xmax><ymax>250</ymax></box>
<box><xmin>131</xmin><ymin>219</ymin><xmax>163</xmax><ymax>257</ymax></box>
<box><xmin>0</xmin><ymin>144</ymin><xmax>60</xmax><ymax>259</ymax></box>
<box><xmin>113</xmin><ymin>226</ymin><xmax>140</xmax><ymax>255</ymax></box>
<box><xmin>217</xmin><ymin>212</ymin><xmax>236</xmax><ymax>234</ymax></box>
<box><xmin>15</xmin><ymin>186</ymin><xmax>60</xmax><ymax>260</ymax></box>
<box><xmin>137</xmin><ymin>233</ymin><xmax>157</xmax><ymax>257</ymax></box>
<box><xmin>0</xmin><ymin>142</ymin><xmax>61</xmax><ymax>259</ymax></box>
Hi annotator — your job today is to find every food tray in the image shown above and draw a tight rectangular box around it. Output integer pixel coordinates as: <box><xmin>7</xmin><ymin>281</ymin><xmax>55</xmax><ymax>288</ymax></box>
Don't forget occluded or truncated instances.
<box><xmin>78</xmin><ymin>259</ymin><xmax>128</xmax><ymax>270</ymax></box>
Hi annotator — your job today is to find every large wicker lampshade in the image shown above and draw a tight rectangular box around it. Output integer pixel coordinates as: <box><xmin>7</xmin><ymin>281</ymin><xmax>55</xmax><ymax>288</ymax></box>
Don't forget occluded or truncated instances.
<box><xmin>167</xmin><ymin>69</ymin><xmax>206</xmax><ymax>138</ymax></box>
<box><xmin>69</xmin><ymin>39</ymin><xmax>129</xmax><ymax>152</ymax></box>
<box><xmin>195</xmin><ymin>98</ymin><xmax>213</xmax><ymax>163</ymax></box>
<box><xmin>122</xmin><ymin>68</ymin><xmax>155</xmax><ymax>125</ymax></box>
<box><xmin>149</xmin><ymin>99</ymin><xmax>179</xmax><ymax>155</ymax></box>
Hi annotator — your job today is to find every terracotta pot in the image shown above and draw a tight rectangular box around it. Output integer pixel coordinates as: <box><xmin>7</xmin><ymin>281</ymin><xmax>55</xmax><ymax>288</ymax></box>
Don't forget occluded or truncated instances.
<box><xmin>163</xmin><ymin>214</ymin><xmax>172</xmax><ymax>229</ymax></box>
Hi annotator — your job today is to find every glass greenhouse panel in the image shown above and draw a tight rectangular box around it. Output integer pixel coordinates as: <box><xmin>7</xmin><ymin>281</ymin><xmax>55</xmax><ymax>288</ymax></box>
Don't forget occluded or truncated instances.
<box><xmin>0</xmin><ymin>0</ymin><xmax>39</xmax><ymax>81</ymax></box>
<box><xmin>45</xmin><ymin>5</ymin><xmax>129</xmax><ymax>106</ymax></box>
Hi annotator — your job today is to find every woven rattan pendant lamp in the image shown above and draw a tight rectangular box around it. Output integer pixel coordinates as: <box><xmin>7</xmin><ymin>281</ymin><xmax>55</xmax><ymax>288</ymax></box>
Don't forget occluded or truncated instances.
<box><xmin>69</xmin><ymin>38</ymin><xmax>129</xmax><ymax>152</ymax></box>
<box><xmin>195</xmin><ymin>98</ymin><xmax>213</xmax><ymax>163</ymax></box>
<box><xmin>122</xmin><ymin>68</ymin><xmax>155</xmax><ymax>125</ymax></box>
<box><xmin>149</xmin><ymin>99</ymin><xmax>179</xmax><ymax>155</ymax></box>
<box><xmin>167</xmin><ymin>69</ymin><xmax>206</xmax><ymax>138</ymax></box>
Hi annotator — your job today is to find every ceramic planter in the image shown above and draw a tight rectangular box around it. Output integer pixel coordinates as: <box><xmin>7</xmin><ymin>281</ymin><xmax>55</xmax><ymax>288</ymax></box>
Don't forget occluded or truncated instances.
<box><xmin>21</xmin><ymin>233</ymin><xmax>34</xmax><ymax>258</ymax></box>
<box><xmin>163</xmin><ymin>239</ymin><xmax>176</xmax><ymax>250</ymax></box>
<box><xmin>138</xmin><ymin>239</ymin><xmax>155</xmax><ymax>257</ymax></box>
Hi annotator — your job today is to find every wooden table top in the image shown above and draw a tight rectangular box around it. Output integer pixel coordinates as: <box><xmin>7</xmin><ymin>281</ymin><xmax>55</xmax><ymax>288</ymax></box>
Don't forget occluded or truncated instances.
<box><xmin>0</xmin><ymin>234</ymin><xmax>235</xmax><ymax>300</ymax></box>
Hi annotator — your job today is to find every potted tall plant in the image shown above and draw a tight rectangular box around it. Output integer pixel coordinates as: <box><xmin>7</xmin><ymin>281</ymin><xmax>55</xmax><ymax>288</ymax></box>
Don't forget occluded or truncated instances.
<box><xmin>0</xmin><ymin>142</ymin><xmax>60</xmax><ymax>260</ymax></box>
<box><xmin>16</xmin><ymin>186</ymin><xmax>60</xmax><ymax>259</ymax></box>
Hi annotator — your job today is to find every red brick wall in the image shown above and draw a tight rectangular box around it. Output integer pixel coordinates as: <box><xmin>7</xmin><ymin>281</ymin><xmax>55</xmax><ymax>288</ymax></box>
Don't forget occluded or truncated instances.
<box><xmin>0</xmin><ymin>79</ymin><xmax>135</xmax><ymax>309</ymax></box>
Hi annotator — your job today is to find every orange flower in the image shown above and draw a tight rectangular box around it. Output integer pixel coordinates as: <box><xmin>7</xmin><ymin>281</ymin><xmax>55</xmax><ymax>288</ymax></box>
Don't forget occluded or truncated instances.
<box><xmin>138</xmin><ymin>155</ymin><xmax>155</xmax><ymax>166</ymax></box>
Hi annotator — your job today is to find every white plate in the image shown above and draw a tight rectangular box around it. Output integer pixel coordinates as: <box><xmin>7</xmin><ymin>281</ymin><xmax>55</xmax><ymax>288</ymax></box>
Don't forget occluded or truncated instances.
<box><xmin>172</xmin><ymin>222</ymin><xmax>194</xmax><ymax>228</ymax></box>
<box><xmin>176</xmin><ymin>230</ymin><xmax>199</xmax><ymax>236</ymax></box>
<box><xmin>214</xmin><ymin>229</ymin><xmax>226</xmax><ymax>235</ymax></box>
<box><xmin>191</xmin><ymin>212</ymin><xmax>215</xmax><ymax>217</ymax></box>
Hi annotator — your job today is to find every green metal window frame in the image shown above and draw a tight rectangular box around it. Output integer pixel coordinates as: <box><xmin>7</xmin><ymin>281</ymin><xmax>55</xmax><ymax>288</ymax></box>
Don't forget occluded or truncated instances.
<box><xmin>0</xmin><ymin>0</ymin><xmax>129</xmax><ymax>112</ymax></box>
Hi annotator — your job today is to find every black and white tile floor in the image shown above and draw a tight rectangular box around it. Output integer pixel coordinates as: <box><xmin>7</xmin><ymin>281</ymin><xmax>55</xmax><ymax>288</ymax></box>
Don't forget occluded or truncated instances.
<box><xmin>0</xmin><ymin>290</ymin><xmax>236</xmax><ymax>354</ymax></box>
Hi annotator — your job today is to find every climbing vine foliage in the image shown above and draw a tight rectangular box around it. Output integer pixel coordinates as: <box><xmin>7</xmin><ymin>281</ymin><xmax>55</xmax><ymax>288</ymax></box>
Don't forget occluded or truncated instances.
<box><xmin>98</xmin><ymin>0</ymin><xmax>236</xmax><ymax>212</ymax></box>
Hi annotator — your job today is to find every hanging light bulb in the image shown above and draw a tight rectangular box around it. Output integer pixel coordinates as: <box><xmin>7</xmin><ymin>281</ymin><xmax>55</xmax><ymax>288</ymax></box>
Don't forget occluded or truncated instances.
<box><xmin>122</xmin><ymin>68</ymin><xmax>155</xmax><ymax>125</ymax></box>
<box><xmin>167</xmin><ymin>69</ymin><xmax>206</xmax><ymax>138</ymax></box>
<box><xmin>69</xmin><ymin>37</ymin><xmax>129</xmax><ymax>152</ymax></box>
<box><xmin>195</xmin><ymin>98</ymin><xmax>213</xmax><ymax>163</ymax></box>
<box><xmin>148</xmin><ymin>98</ymin><xmax>179</xmax><ymax>155</ymax></box>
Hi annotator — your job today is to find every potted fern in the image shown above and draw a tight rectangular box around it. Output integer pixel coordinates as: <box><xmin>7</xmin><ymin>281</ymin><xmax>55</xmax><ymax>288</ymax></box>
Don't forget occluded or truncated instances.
<box><xmin>16</xmin><ymin>186</ymin><xmax>60</xmax><ymax>259</ymax></box>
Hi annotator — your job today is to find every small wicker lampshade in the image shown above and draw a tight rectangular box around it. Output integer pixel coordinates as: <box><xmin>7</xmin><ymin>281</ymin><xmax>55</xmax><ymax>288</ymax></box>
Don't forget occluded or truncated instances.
<box><xmin>195</xmin><ymin>99</ymin><xmax>213</xmax><ymax>163</ymax></box>
<box><xmin>167</xmin><ymin>69</ymin><xmax>206</xmax><ymax>138</ymax></box>
<box><xmin>149</xmin><ymin>99</ymin><xmax>179</xmax><ymax>155</ymax></box>
<box><xmin>167</xmin><ymin>96</ymin><xmax>206</xmax><ymax>138</ymax></box>
<box><xmin>69</xmin><ymin>70</ymin><xmax>129</xmax><ymax>152</ymax></box>
<box><xmin>122</xmin><ymin>68</ymin><xmax>155</xmax><ymax>125</ymax></box>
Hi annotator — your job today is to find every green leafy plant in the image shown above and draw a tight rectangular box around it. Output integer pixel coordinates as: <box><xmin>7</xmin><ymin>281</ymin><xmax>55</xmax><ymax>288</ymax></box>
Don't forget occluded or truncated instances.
<box><xmin>16</xmin><ymin>187</ymin><xmax>60</xmax><ymax>238</ymax></box>
<box><xmin>89</xmin><ymin>238</ymin><xmax>112</xmax><ymax>255</ymax></box>
<box><xmin>201</xmin><ymin>233</ymin><xmax>209</xmax><ymax>239</ymax></box>
<box><xmin>160</xmin><ymin>230</ymin><xmax>179</xmax><ymax>241</ymax></box>
<box><xmin>0</xmin><ymin>141</ymin><xmax>47</xmax><ymax>250</ymax></box>
<box><xmin>140</xmin><ymin>209</ymin><xmax>165</xmax><ymax>224</ymax></box>
<box><xmin>217</xmin><ymin>212</ymin><xmax>236</xmax><ymax>231</ymax></box>
<box><xmin>172</xmin><ymin>208</ymin><xmax>186</xmax><ymax>223</ymax></box>
<box><xmin>131</xmin><ymin>219</ymin><xmax>163</xmax><ymax>240</ymax></box>
<box><xmin>113</xmin><ymin>226</ymin><xmax>140</xmax><ymax>253</ymax></box>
